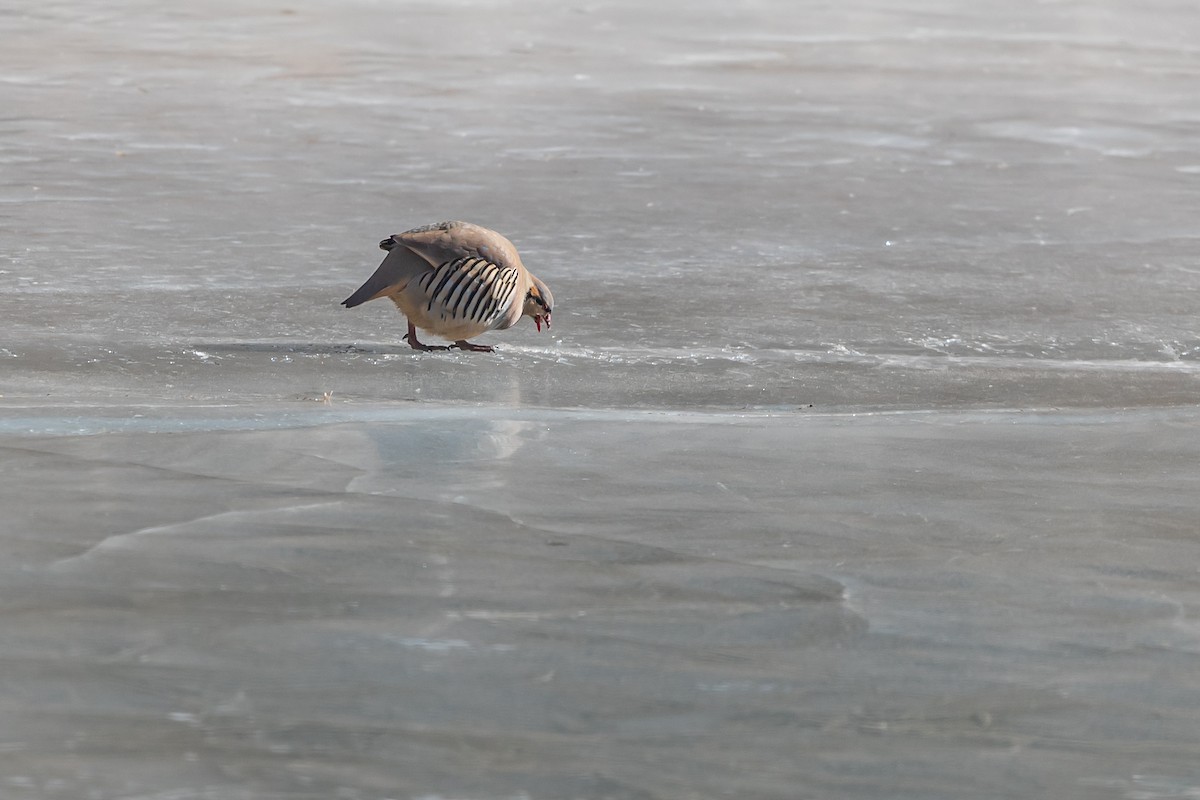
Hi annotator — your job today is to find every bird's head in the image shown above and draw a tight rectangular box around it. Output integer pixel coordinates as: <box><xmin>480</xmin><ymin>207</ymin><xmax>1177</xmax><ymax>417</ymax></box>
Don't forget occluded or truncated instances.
<box><xmin>524</xmin><ymin>276</ymin><xmax>553</xmax><ymax>332</ymax></box>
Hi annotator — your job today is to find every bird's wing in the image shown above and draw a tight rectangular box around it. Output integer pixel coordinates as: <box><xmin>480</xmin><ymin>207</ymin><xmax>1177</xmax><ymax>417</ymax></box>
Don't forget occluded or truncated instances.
<box><xmin>392</xmin><ymin>220</ymin><xmax>524</xmax><ymax>274</ymax></box>
<box><xmin>408</xmin><ymin>256</ymin><xmax>525</xmax><ymax>331</ymax></box>
<box><xmin>341</xmin><ymin>243</ymin><xmax>431</xmax><ymax>308</ymax></box>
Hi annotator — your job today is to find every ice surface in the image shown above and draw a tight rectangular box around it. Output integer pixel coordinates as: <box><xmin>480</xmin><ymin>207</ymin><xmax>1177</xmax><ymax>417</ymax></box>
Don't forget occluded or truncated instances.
<box><xmin>3</xmin><ymin>0</ymin><xmax>1200</xmax><ymax>798</ymax></box>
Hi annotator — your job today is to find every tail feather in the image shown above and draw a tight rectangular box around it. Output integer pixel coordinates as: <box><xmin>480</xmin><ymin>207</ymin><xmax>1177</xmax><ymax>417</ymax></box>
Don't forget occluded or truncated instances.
<box><xmin>342</xmin><ymin>242</ymin><xmax>428</xmax><ymax>308</ymax></box>
<box><xmin>341</xmin><ymin>285</ymin><xmax>376</xmax><ymax>308</ymax></box>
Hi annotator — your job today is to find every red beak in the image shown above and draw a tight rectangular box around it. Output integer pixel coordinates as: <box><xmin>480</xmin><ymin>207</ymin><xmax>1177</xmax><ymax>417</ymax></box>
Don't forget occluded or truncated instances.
<box><xmin>536</xmin><ymin>313</ymin><xmax>551</xmax><ymax>332</ymax></box>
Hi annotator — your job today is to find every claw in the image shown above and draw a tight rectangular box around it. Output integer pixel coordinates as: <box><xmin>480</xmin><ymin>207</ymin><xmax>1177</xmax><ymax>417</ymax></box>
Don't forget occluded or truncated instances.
<box><xmin>453</xmin><ymin>340</ymin><xmax>495</xmax><ymax>353</ymax></box>
<box><xmin>404</xmin><ymin>322</ymin><xmax>449</xmax><ymax>351</ymax></box>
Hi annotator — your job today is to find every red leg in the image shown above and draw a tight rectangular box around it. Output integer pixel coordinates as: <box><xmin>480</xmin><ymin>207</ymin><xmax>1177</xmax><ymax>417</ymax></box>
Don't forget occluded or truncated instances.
<box><xmin>453</xmin><ymin>340</ymin><xmax>495</xmax><ymax>352</ymax></box>
<box><xmin>403</xmin><ymin>320</ymin><xmax>448</xmax><ymax>351</ymax></box>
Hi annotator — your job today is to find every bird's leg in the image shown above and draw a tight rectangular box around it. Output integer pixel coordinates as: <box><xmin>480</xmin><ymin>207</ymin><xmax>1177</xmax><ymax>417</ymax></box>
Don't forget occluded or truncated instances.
<box><xmin>403</xmin><ymin>320</ymin><xmax>448</xmax><ymax>351</ymax></box>
<box><xmin>452</xmin><ymin>340</ymin><xmax>495</xmax><ymax>353</ymax></box>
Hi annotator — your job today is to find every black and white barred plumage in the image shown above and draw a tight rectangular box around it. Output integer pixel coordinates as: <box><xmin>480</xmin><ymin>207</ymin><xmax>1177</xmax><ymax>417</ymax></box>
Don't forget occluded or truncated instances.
<box><xmin>414</xmin><ymin>256</ymin><xmax>520</xmax><ymax>329</ymax></box>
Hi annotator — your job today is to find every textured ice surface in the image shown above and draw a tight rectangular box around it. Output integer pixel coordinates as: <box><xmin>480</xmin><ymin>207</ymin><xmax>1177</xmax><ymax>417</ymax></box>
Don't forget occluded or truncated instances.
<box><xmin>3</xmin><ymin>0</ymin><xmax>1200</xmax><ymax>798</ymax></box>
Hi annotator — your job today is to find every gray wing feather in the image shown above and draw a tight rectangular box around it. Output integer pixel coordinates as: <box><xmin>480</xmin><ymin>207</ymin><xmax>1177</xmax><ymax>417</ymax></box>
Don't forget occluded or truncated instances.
<box><xmin>393</xmin><ymin>221</ymin><xmax>523</xmax><ymax>273</ymax></box>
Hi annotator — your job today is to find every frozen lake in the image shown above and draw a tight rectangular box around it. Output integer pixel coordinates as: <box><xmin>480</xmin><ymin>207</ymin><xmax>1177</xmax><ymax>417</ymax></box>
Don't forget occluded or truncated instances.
<box><xmin>3</xmin><ymin>0</ymin><xmax>1200</xmax><ymax>798</ymax></box>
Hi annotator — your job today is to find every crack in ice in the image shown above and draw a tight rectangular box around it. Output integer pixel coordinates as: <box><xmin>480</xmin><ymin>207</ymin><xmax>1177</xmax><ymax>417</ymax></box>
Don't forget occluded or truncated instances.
<box><xmin>48</xmin><ymin>501</ymin><xmax>345</xmax><ymax>569</ymax></box>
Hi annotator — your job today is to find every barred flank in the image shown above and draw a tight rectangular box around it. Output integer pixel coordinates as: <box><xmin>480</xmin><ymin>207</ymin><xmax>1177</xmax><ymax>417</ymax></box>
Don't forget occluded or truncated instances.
<box><xmin>416</xmin><ymin>257</ymin><xmax>519</xmax><ymax>326</ymax></box>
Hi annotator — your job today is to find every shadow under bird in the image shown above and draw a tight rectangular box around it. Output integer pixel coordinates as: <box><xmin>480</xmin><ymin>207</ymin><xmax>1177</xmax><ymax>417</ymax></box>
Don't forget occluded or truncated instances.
<box><xmin>341</xmin><ymin>220</ymin><xmax>554</xmax><ymax>352</ymax></box>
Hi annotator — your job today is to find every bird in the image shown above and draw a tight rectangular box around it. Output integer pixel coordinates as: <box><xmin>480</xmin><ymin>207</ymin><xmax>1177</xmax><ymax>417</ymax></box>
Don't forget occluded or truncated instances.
<box><xmin>341</xmin><ymin>220</ymin><xmax>554</xmax><ymax>352</ymax></box>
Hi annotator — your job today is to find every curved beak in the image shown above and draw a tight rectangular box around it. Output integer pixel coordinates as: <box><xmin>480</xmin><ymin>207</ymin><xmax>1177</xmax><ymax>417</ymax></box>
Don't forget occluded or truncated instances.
<box><xmin>535</xmin><ymin>312</ymin><xmax>551</xmax><ymax>332</ymax></box>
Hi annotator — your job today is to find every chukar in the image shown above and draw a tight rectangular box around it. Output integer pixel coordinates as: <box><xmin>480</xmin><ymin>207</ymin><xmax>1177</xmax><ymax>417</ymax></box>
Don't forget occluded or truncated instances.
<box><xmin>341</xmin><ymin>220</ymin><xmax>553</xmax><ymax>352</ymax></box>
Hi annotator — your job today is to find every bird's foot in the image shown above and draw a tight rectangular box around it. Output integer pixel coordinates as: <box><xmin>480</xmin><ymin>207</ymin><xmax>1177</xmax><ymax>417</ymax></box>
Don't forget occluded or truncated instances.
<box><xmin>453</xmin><ymin>340</ymin><xmax>495</xmax><ymax>353</ymax></box>
<box><xmin>403</xmin><ymin>332</ymin><xmax>449</xmax><ymax>351</ymax></box>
